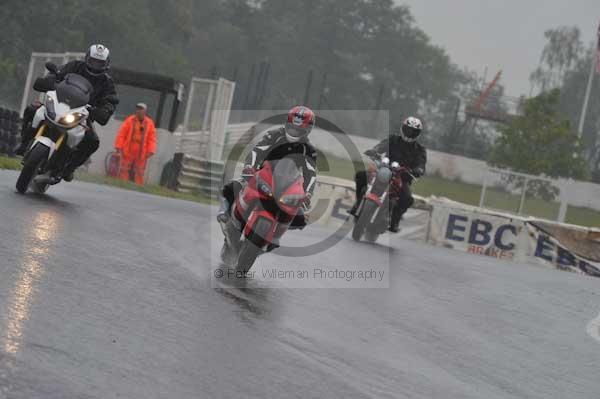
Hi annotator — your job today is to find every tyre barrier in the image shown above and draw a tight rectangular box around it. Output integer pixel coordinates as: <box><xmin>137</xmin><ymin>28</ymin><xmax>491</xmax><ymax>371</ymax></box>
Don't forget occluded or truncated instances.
<box><xmin>0</xmin><ymin>107</ymin><xmax>21</xmax><ymax>157</ymax></box>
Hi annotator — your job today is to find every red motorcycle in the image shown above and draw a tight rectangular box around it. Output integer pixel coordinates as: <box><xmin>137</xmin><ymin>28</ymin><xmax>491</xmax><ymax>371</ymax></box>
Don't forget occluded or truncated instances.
<box><xmin>352</xmin><ymin>156</ymin><xmax>413</xmax><ymax>242</ymax></box>
<box><xmin>219</xmin><ymin>157</ymin><xmax>308</xmax><ymax>273</ymax></box>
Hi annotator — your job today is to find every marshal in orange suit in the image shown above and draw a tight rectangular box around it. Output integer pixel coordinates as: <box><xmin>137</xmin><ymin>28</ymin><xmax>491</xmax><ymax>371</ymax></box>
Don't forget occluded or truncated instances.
<box><xmin>114</xmin><ymin>103</ymin><xmax>157</xmax><ymax>185</ymax></box>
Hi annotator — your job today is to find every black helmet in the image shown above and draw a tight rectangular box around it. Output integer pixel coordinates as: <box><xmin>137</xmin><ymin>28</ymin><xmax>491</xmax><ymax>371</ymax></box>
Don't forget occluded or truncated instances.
<box><xmin>85</xmin><ymin>44</ymin><xmax>111</xmax><ymax>76</ymax></box>
<box><xmin>399</xmin><ymin>116</ymin><xmax>423</xmax><ymax>142</ymax></box>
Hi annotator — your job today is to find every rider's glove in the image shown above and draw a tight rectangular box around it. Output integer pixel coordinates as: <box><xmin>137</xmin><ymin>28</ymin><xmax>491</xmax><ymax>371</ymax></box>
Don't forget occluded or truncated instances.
<box><xmin>302</xmin><ymin>193</ymin><xmax>312</xmax><ymax>210</ymax></box>
<box><xmin>364</xmin><ymin>149</ymin><xmax>377</xmax><ymax>158</ymax></box>
<box><xmin>400</xmin><ymin>170</ymin><xmax>413</xmax><ymax>183</ymax></box>
<box><xmin>88</xmin><ymin>106</ymin><xmax>100</xmax><ymax>122</ymax></box>
<box><xmin>290</xmin><ymin>209</ymin><xmax>308</xmax><ymax>230</ymax></box>
<box><xmin>241</xmin><ymin>164</ymin><xmax>255</xmax><ymax>181</ymax></box>
<box><xmin>412</xmin><ymin>167</ymin><xmax>425</xmax><ymax>178</ymax></box>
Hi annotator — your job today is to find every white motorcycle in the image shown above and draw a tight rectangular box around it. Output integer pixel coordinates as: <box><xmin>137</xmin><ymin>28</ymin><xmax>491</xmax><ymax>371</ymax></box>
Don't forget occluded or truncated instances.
<box><xmin>16</xmin><ymin>62</ymin><xmax>92</xmax><ymax>194</ymax></box>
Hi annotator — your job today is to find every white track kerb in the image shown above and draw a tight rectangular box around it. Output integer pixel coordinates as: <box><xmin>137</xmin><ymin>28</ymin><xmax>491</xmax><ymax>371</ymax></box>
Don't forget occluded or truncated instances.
<box><xmin>587</xmin><ymin>312</ymin><xmax>600</xmax><ymax>343</ymax></box>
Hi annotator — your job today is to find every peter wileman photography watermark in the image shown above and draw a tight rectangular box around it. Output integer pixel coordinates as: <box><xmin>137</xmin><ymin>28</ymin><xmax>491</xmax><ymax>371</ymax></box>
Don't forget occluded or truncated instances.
<box><xmin>213</xmin><ymin>264</ymin><xmax>390</xmax><ymax>289</ymax></box>
<box><xmin>208</xmin><ymin>109</ymin><xmax>391</xmax><ymax>288</ymax></box>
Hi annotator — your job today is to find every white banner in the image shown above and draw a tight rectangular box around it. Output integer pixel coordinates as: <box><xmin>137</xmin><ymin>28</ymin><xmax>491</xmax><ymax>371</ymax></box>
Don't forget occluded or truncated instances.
<box><xmin>526</xmin><ymin>222</ymin><xmax>600</xmax><ymax>277</ymax></box>
<box><xmin>428</xmin><ymin>201</ymin><xmax>600</xmax><ymax>277</ymax></box>
<box><xmin>429</xmin><ymin>205</ymin><xmax>528</xmax><ymax>262</ymax></box>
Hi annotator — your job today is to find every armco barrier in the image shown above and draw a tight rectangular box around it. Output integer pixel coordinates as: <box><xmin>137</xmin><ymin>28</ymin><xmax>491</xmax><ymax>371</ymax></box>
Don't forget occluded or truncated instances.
<box><xmin>0</xmin><ymin>107</ymin><xmax>20</xmax><ymax>157</ymax></box>
<box><xmin>175</xmin><ymin>155</ymin><xmax>224</xmax><ymax>197</ymax></box>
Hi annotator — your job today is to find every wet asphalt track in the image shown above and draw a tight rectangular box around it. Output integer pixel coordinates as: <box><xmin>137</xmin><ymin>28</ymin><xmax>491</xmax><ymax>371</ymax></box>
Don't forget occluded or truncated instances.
<box><xmin>0</xmin><ymin>169</ymin><xmax>599</xmax><ymax>398</ymax></box>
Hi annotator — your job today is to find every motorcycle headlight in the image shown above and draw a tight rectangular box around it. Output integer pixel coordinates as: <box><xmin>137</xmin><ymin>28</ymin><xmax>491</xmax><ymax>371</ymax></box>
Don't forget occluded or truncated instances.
<box><xmin>279</xmin><ymin>194</ymin><xmax>306</xmax><ymax>207</ymax></box>
<box><xmin>58</xmin><ymin>112</ymin><xmax>84</xmax><ymax>128</ymax></box>
<box><xmin>256</xmin><ymin>176</ymin><xmax>273</xmax><ymax>197</ymax></box>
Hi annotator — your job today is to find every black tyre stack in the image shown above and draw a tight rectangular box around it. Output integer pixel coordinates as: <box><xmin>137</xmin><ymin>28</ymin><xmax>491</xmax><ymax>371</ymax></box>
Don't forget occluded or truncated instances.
<box><xmin>0</xmin><ymin>107</ymin><xmax>21</xmax><ymax>157</ymax></box>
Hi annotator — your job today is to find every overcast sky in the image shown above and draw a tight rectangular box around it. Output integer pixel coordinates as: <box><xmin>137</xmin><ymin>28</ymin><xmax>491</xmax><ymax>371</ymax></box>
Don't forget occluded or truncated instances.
<box><xmin>398</xmin><ymin>0</ymin><xmax>600</xmax><ymax>96</ymax></box>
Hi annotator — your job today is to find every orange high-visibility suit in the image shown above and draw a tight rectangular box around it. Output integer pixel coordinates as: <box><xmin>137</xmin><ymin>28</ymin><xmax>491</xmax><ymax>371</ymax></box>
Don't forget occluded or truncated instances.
<box><xmin>114</xmin><ymin>115</ymin><xmax>157</xmax><ymax>185</ymax></box>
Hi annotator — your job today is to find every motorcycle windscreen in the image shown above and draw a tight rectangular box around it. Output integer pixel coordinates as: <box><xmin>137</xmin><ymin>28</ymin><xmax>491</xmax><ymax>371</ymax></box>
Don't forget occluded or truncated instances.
<box><xmin>56</xmin><ymin>74</ymin><xmax>93</xmax><ymax>108</ymax></box>
<box><xmin>271</xmin><ymin>157</ymin><xmax>303</xmax><ymax>199</ymax></box>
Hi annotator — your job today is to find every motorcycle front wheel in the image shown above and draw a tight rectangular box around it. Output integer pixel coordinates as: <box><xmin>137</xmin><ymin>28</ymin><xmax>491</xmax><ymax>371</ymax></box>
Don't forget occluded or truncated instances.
<box><xmin>235</xmin><ymin>217</ymin><xmax>273</xmax><ymax>274</ymax></box>
<box><xmin>352</xmin><ymin>200</ymin><xmax>378</xmax><ymax>241</ymax></box>
<box><xmin>16</xmin><ymin>144</ymin><xmax>49</xmax><ymax>194</ymax></box>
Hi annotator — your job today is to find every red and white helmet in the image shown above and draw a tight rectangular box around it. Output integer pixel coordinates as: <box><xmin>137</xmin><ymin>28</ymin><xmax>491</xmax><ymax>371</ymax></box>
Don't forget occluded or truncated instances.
<box><xmin>400</xmin><ymin>116</ymin><xmax>423</xmax><ymax>142</ymax></box>
<box><xmin>285</xmin><ymin>106</ymin><xmax>315</xmax><ymax>143</ymax></box>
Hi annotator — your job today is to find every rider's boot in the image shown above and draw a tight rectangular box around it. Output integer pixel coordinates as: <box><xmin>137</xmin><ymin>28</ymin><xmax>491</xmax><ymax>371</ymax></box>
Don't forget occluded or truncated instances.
<box><xmin>14</xmin><ymin>142</ymin><xmax>29</xmax><ymax>157</ymax></box>
<box><xmin>59</xmin><ymin>161</ymin><xmax>77</xmax><ymax>183</ymax></box>
<box><xmin>348</xmin><ymin>201</ymin><xmax>358</xmax><ymax>216</ymax></box>
<box><xmin>62</xmin><ymin>171</ymin><xmax>74</xmax><ymax>182</ymax></box>
<box><xmin>14</xmin><ymin>126</ymin><xmax>36</xmax><ymax>156</ymax></box>
<box><xmin>217</xmin><ymin>197</ymin><xmax>231</xmax><ymax>223</ymax></box>
<box><xmin>389</xmin><ymin>212</ymin><xmax>402</xmax><ymax>233</ymax></box>
<box><xmin>15</xmin><ymin>104</ymin><xmax>41</xmax><ymax>156</ymax></box>
<box><xmin>34</xmin><ymin>171</ymin><xmax>61</xmax><ymax>185</ymax></box>
<box><xmin>266</xmin><ymin>237</ymin><xmax>280</xmax><ymax>252</ymax></box>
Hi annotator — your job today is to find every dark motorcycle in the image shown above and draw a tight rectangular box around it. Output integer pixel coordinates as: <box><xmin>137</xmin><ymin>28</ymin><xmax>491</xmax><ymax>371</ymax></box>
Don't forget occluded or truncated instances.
<box><xmin>352</xmin><ymin>156</ymin><xmax>413</xmax><ymax>242</ymax></box>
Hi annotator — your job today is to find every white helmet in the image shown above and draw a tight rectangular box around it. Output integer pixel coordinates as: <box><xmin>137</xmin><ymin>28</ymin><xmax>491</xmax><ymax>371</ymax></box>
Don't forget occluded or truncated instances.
<box><xmin>85</xmin><ymin>44</ymin><xmax>111</xmax><ymax>76</ymax></box>
<box><xmin>399</xmin><ymin>116</ymin><xmax>423</xmax><ymax>142</ymax></box>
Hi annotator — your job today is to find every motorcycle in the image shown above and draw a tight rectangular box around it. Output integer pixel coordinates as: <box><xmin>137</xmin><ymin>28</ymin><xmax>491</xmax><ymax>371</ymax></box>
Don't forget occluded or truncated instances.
<box><xmin>16</xmin><ymin>62</ymin><xmax>92</xmax><ymax>194</ymax></box>
<box><xmin>219</xmin><ymin>157</ymin><xmax>308</xmax><ymax>274</ymax></box>
<box><xmin>352</xmin><ymin>156</ymin><xmax>413</xmax><ymax>242</ymax></box>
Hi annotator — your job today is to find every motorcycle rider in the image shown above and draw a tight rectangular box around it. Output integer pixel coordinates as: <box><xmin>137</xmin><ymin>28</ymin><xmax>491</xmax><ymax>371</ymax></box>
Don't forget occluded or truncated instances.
<box><xmin>15</xmin><ymin>44</ymin><xmax>118</xmax><ymax>183</ymax></box>
<box><xmin>352</xmin><ymin>116</ymin><xmax>426</xmax><ymax>233</ymax></box>
<box><xmin>217</xmin><ymin>106</ymin><xmax>318</xmax><ymax>231</ymax></box>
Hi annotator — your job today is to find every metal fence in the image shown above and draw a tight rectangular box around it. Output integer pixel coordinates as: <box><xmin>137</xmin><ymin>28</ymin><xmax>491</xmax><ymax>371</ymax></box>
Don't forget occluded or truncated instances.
<box><xmin>179</xmin><ymin>77</ymin><xmax>235</xmax><ymax>160</ymax></box>
<box><xmin>20</xmin><ymin>52</ymin><xmax>85</xmax><ymax>115</ymax></box>
<box><xmin>479</xmin><ymin>168</ymin><xmax>567</xmax><ymax>222</ymax></box>
<box><xmin>173</xmin><ymin>77</ymin><xmax>235</xmax><ymax>194</ymax></box>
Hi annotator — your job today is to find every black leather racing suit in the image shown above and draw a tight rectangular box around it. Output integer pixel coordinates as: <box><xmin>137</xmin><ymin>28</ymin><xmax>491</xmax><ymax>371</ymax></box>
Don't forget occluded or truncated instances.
<box><xmin>354</xmin><ymin>135</ymin><xmax>427</xmax><ymax>230</ymax></box>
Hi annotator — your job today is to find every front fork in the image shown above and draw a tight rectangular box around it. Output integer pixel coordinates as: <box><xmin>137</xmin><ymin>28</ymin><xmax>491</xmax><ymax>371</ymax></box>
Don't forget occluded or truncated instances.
<box><xmin>357</xmin><ymin>171</ymin><xmax>390</xmax><ymax>225</ymax></box>
<box><xmin>24</xmin><ymin>124</ymin><xmax>66</xmax><ymax>161</ymax></box>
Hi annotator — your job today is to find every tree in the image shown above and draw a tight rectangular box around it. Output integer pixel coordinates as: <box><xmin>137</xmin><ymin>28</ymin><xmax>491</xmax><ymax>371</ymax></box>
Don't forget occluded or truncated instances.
<box><xmin>559</xmin><ymin>47</ymin><xmax>600</xmax><ymax>168</ymax></box>
<box><xmin>530</xmin><ymin>26</ymin><xmax>583</xmax><ymax>93</ymax></box>
<box><xmin>491</xmin><ymin>89</ymin><xmax>586</xmax><ymax>178</ymax></box>
<box><xmin>528</xmin><ymin>26</ymin><xmax>600</xmax><ymax>180</ymax></box>
<box><xmin>0</xmin><ymin>0</ymin><xmax>468</xmax><ymax>137</ymax></box>
<box><xmin>490</xmin><ymin>89</ymin><xmax>587</xmax><ymax>198</ymax></box>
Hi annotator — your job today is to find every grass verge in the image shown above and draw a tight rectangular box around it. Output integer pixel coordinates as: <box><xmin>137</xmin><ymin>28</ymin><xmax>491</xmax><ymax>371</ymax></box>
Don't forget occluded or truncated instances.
<box><xmin>0</xmin><ymin>155</ymin><xmax>22</xmax><ymax>170</ymax></box>
<box><xmin>74</xmin><ymin>172</ymin><xmax>212</xmax><ymax>204</ymax></box>
<box><xmin>2</xmin><ymin>153</ymin><xmax>599</xmax><ymax>226</ymax></box>
<box><xmin>318</xmin><ymin>152</ymin><xmax>600</xmax><ymax>228</ymax></box>
<box><xmin>0</xmin><ymin>155</ymin><xmax>210</xmax><ymax>204</ymax></box>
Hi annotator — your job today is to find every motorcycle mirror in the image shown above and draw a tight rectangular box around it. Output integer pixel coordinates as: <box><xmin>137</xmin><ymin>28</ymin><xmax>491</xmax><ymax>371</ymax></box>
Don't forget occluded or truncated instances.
<box><xmin>33</xmin><ymin>77</ymin><xmax>55</xmax><ymax>93</ymax></box>
<box><xmin>45</xmin><ymin>62</ymin><xmax>58</xmax><ymax>74</ymax></box>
